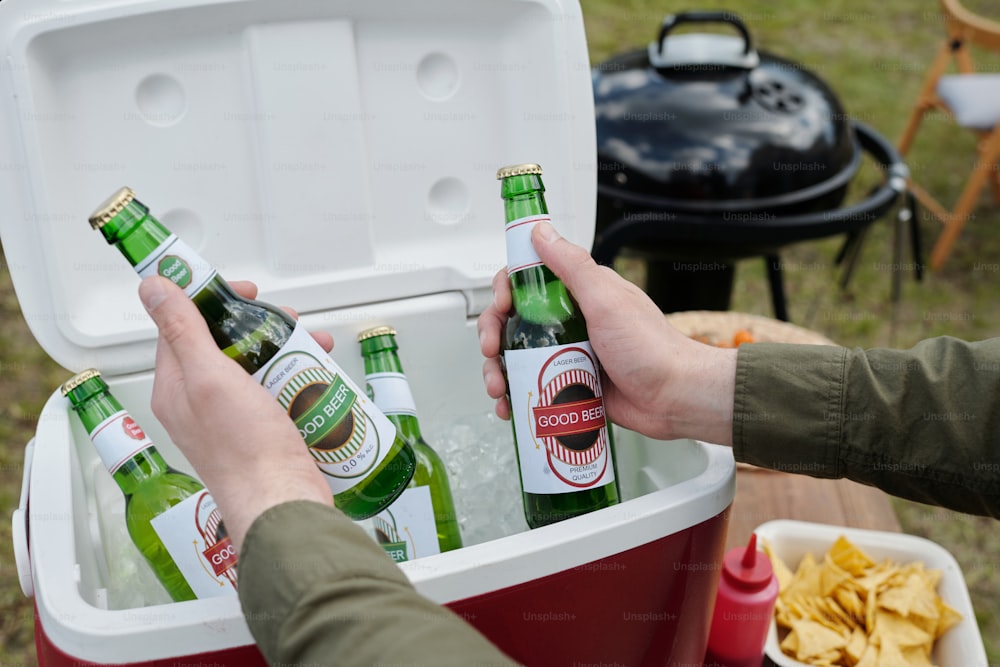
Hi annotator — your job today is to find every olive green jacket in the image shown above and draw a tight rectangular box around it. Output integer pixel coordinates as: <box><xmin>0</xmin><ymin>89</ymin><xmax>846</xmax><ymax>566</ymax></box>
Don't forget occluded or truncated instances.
<box><xmin>239</xmin><ymin>500</ymin><xmax>521</xmax><ymax>667</ymax></box>
<box><xmin>734</xmin><ymin>336</ymin><xmax>1000</xmax><ymax>518</ymax></box>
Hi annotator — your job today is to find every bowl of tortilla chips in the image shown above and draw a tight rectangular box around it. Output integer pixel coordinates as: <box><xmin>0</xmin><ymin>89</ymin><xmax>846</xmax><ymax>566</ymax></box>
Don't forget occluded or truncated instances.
<box><xmin>754</xmin><ymin>520</ymin><xmax>986</xmax><ymax>667</ymax></box>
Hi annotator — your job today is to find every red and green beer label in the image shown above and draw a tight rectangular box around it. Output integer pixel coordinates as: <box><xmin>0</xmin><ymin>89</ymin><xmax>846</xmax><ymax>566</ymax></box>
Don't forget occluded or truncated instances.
<box><xmin>150</xmin><ymin>490</ymin><xmax>239</xmax><ymax>598</ymax></box>
<box><xmin>135</xmin><ymin>233</ymin><xmax>217</xmax><ymax>297</ymax></box>
<box><xmin>88</xmin><ymin>410</ymin><xmax>155</xmax><ymax>474</ymax></box>
<box><xmin>365</xmin><ymin>372</ymin><xmax>418</xmax><ymax>417</ymax></box>
<box><xmin>252</xmin><ymin>323</ymin><xmax>397</xmax><ymax>491</ymax></box>
<box><xmin>367</xmin><ymin>486</ymin><xmax>439</xmax><ymax>562</ymax></box>
<box><xmin>505</xmin><ymin>342</ymin><xmax>614</xmax><ymax>493</ymax></box>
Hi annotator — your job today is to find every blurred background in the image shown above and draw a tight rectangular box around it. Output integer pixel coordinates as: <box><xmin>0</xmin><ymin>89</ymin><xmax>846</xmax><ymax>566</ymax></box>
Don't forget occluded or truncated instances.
<box><xmin>2</xmin><ymin>0</ymin><xmax>999</xmax><ymax>662</ymax></box>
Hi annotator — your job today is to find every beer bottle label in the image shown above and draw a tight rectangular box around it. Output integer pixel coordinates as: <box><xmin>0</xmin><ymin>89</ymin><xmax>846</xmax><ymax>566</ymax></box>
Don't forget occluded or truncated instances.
<box><xmin>505</xmin><ymin>214</ymin><xmax>548</xmax><ymax>275</ymax></box>
<box><xmin>252</xmin><ymin>323</ymin><xmax>397</xmax><ymax>493</ymax></box>
<box><xmin>504</xmin><ymin>341</ymin><xmax>615</xmax><ymax>494</ymax></box>
<box><xmin>135</xmin><ymin>233</ymin><xmax>217</xmax><ymax>297</ymax></box>
<box><xmin>368</xmin><ymin>486</ymin><xmax>440</xmax><ymax>562</ymax></box>
<box><xmin>88</xmin><ymin>410</ymin><xmax>155</xmax><ymax>474</ymax></box>
<box><xmin>365</xmin><ymin>372</ymin><xmax>418</xmax><ymax>417</ymax></box>
<box><xmin>149</xmin><ymin>490</ymin><xmax>239</xmax><ymax>598</ymax></box>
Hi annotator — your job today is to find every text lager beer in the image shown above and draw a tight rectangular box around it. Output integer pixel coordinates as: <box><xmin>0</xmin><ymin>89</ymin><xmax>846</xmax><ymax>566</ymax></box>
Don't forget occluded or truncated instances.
<box><xmin>62</xmin><ymin>369</ymin><xmax>238</xmax><ymax>601</ymax></box>
<box><xmin>89</xmin><ymin>187</ymin><xmax>415</xmax><ymax>520</ymax></box>
<box><xmin>497</xmin><ymin>163</ymin><xmax>620</xmax><ymax>528</ymax></box>
<box><xmin>358</xmin><ymin>326</ymin><xmax>463</xmax><ymax>560</ymax></box>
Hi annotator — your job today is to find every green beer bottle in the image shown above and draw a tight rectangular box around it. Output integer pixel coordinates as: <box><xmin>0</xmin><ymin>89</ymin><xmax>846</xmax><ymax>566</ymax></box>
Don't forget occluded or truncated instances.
<box><xmin>497</xmin><ymin>163</ymin><xmax>620</xmax><ymax>528</ymax></box>
<box><xmin>62</xmin><ymin>369</ymin><xmax>238</xmax><ymax>602</ymax></box>
<box><xmin>358</xmin><ymin>326</ymin><xmax>463</xmax><ymax>560</ymax></box>
<box><xmin>88</xmin><ymin>187</ymin><xmax>415</xmax><ymax>520</ymax></box>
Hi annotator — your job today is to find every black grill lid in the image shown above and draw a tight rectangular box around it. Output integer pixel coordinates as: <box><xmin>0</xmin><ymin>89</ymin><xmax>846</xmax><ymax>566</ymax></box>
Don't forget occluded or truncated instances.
<box><xmin>593</xmin><ymin>11</ymin><xmax>860</xmax><ymax>215</ymax></box>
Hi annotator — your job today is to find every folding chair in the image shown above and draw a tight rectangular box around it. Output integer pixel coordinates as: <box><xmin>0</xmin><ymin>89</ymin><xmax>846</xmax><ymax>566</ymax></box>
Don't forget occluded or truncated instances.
<box><xmin>897</xmin><ymin>0</ymin><xmax>1000</xmax><ymax>270</ymax></box>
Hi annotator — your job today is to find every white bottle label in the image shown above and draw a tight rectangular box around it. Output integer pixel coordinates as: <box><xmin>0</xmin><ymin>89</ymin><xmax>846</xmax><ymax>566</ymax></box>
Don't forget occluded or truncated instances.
<box><xmin>367</xmin><ymin>486</ymin><xmax>440</xmax><ymax>562</ymax></box>
<box><xmin>505</xmin><ymin>214</ymin><xmax>548</xmax><ymax>275</ymax></box>
<box><xmin>88</xmin><ymin>410</ymin><xmax>154</xmax><ymax>474</ymax></box>
<box><xmin>504</xmin><ymin>341</ymin><xmax>615</xmax><ymax>494</ymax></box>
<box><xmin>252</xmin><ymin>323</ymin><xmax>397</xmax><ymax>494</ymax></box>
<box><xmin>135</xmin><ymin>233</ymin><xmax>217</xmax><ymax>297</ymax></box>
<box><xmin>365</xmin><ymin>372</ymin><xmax>417</xmax><ymax>417</ymax></box>
<box><xmin>149</xmin><ymin>490</ymin><xmax>239</xmax><ymax>598</ymax></box>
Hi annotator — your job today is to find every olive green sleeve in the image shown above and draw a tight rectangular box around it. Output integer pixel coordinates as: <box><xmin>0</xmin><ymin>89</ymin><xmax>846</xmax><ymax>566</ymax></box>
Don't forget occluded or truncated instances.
<box><xmin>238</xmin><ymin>500</ymin><xmax>521</xmax><ymax>667</ymax></box>
<box><xmin>733</xmin><ymin>337</ymin><xmax>1000</xmax><ymax>518</ymax></box>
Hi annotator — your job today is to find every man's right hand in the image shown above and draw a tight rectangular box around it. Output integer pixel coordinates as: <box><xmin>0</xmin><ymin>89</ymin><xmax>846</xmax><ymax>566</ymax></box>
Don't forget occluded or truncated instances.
<box><xmin>477</xmin><ymin>220</ymin><xmax>736</xmax><ymax>446</ymax></box>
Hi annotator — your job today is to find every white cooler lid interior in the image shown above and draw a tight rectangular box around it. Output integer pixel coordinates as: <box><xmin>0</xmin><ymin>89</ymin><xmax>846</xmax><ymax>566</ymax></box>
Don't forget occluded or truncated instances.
<box><xmin>0</xmin><ymin>0</ymin><xmax>597</xmax><ymax>373</ymax></box>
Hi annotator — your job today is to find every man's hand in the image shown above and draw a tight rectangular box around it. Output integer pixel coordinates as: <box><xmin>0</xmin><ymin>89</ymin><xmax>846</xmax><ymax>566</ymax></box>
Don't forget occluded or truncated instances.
<box><xmin>139</xmin><ymin>276</ymin><xmax>333</xmax><ymax>551</ymax></box>
<box><xmin>477</xmin><ymin>221</ymin><xmax>736</xmax><ymax>445</ymax></box>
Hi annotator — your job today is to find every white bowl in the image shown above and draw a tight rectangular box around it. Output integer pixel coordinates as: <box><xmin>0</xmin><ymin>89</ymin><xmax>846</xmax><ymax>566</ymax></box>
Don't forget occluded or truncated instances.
<box><xmin>754</xmin><ymin>520</ymin><xmax>987</xmax><ymax>667</ymax></box>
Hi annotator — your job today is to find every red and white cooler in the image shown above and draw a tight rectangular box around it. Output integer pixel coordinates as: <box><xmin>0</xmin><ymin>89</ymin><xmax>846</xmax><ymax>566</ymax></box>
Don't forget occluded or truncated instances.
<box><xmin>1</xmin><ymin>0</ymin><xmax>736</xmax><ymax>664</ymax></box>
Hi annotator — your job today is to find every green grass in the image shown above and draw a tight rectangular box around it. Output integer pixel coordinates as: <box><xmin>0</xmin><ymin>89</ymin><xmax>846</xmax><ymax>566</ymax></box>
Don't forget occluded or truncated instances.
<box><xmin>2</xmin><ymin>0</ymin><xmax>1000</xmax><ymax>663</ymax></box>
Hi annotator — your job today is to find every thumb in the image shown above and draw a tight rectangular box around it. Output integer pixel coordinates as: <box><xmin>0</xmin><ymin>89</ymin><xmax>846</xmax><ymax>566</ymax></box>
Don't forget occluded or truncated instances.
<box><xmin>139</xmin><ymin>276</ymin><xmax>219</xmax><ymax>370</ymax></box>
<box><xmin>530</xmin><ymin>220</ymin><xmax>607</xmax><ymax>305</ymax></box>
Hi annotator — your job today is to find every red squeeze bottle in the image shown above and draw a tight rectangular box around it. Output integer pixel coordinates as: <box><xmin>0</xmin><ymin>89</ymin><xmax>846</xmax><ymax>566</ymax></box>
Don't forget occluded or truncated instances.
<box><xmin>704</xmin><ymin>533</ymin><xmax>780</xmax><ymax>667</ymax></box>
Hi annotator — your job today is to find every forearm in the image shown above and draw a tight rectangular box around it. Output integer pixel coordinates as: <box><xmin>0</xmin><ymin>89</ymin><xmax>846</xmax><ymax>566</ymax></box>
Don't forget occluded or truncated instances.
<box><xmin>733</xmin><ymin>338</ymin><xmax>1000</xmax><ymax>517</ymax></box>
<box><xmin>239</xmin><ymin>501</ymin><xmax>520</xmax><ymax>667</ymax></box>
<box><xmin>664</xmin><ymin>342</ymin><xmax>737</xmax><ymax>446</ymax></box>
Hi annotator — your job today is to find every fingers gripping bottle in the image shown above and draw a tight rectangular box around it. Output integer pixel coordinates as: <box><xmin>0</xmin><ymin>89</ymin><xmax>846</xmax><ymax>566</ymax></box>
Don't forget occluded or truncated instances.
<box><xmin>62</xmin><ymin>369</ymin><xmax>238</xmax><ymax>602</ymax></box>
<box><xmin>358</xmin><ymin>326</ymin><xmax>463</xmax><ymax>560</ymax></box>
<box><xmin>88</xmin><ymin>187</ymin><xmax>415</xmax><ymax>520</ymax></box>
<box><xmin>497</xmin><ymin>163</ymin><xmax>620</xmax><ymax>528</ymax></box>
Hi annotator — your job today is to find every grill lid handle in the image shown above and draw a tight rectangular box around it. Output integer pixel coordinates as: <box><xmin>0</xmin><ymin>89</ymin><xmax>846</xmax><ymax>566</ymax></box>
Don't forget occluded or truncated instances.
<box><xmin>649</xmin><ymin>11</ymin><xmax>759</xmax><ymax>70</ymax></box>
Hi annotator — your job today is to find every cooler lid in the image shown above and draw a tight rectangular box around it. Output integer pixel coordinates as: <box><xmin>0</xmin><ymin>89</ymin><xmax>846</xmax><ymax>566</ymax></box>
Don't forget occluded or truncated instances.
<box><xmin>0</xmin><ymin>0</ymin><xmax>597</xmax><ymax>374</ymax></box>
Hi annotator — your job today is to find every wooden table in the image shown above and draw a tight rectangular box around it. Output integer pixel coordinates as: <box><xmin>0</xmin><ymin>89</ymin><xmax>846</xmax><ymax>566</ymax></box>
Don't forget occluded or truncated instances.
<box><xmin>662</xmin><ymin>311</ymin><xmax>904</xmax><ymax>548</ymax></box>
<box><xmin>724</xmin><ymin>465</ymin><xmax>901</xmax><ymax>552</ymax></box>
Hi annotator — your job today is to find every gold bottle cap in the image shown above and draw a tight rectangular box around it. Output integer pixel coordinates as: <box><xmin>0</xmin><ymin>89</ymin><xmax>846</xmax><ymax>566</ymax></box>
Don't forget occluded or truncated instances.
<box><xmin>496</xmin><ymin>163</ymin><xmax>543</xmax><ymax>180</ymax></box>
<box><xmin>357</xmin><ymin>325</ymin><xmax>397</xmax><ymax>342</ymax></box>
<box><xmin>88</xmin><ymin>186</ymin><xmax>136</xmax><ymax>229</ymax></box>
<box><xmin>61</xmin><ymin>368</ymin><xmax>102</xmax><ymax>396</ymax></box>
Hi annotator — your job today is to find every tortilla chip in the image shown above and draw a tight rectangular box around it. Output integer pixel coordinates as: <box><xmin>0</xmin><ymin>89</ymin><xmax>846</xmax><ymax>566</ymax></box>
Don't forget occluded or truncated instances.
<box><xmin>845</xmin><ymin>625</ymin><xmax>868</xmax><ymax>664</ymax></box>
<box><xmin>764</xmin><ymin>538</ymin><xmax>796</xmax><ymax>592</ymax></box>
<box><xmin>935</xmin><ymin>599</ymin><xmax>963</xmax><ymax>638</ymax></box>
<box><xmin>770</xmin><ymin>535</ymin><xmax>962</xmax><ymax>666</ymax></box>
<box><xmin>792</xmin><ymin>618</ymin><xmax>849</xmax><ymax>660</ymax></box>
<box><xmin>871</xmin><ymin>610</ymin><xmax>933</xmax><ymax>649</ymax></box>
<box><xmin>829</xmin><ymin>535</ymin><xmax>876</xmax><ymax>576</ymax></box>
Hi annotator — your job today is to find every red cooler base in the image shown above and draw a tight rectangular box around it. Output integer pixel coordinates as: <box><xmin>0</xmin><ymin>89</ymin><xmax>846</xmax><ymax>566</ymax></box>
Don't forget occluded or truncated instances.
<box><xmin>449</xmin><ymin>509</ymin><xmax>730</xmax><ymax>667</ymax></box>
<box><xmin>35</xmin><ymin>509</ymin><xmax>728</xmax><ymax>666</ymax></box>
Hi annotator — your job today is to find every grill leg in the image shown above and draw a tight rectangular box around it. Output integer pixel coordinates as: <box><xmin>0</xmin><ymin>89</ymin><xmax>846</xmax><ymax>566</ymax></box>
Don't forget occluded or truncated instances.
<box><xmin>642</xmin><ymin>259</ymin><xmax>735</xmax><ymax>313</ymax></box>
<box><xmin>906</xmin><ymin>191</ymin><xmax>923</xmax><ymax>282</ymax></box>
<box><xmin>838</xmin><ymin>225</ymin><xmax>869</xmax><ymax>291</ymax></box>
<box><xmin>765</xmin><ymin>255</ymin><xmax>789</xmax><ymax>322</ymax></box>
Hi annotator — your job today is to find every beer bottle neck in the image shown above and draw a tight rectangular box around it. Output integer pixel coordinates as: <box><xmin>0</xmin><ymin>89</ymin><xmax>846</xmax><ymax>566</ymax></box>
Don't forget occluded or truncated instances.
<box><xmin>94</xmin><ymin>192</ymin><xmax>293</xmax><ymax>371</ymax></box>
<box><xmin>97</xmin><ymin>200</ymin><xmax>172</xmax><ymax>267</ymax></box>
<box><xmin>502</xmin><ymin>181</ymin><xmax>575</xmax><ymax>324</ymax></box>
<box><xmin>111</xmin><ymin>448</ymin><xmax>173</xmax><ymax>496</ymax></box>
<box><xmin>68</xmin><ymin>389</ymin><xmax>171</xmax><ymax>496</ymax></box>
<box><xmin>67</xmin><ymin>383</ymin><xmax>123</xmax><ymax>432</ymax></box>
<box><xmin>501</xmin><ymin>179</ymin><xmax>547</xmax><ymax>220</ymax></box>
<box><xmin>509</xmin><ymin>265</ymin><xmax>575</xmax><ymax>324</ymax></box>
<box><xmin>361</xmin><ymin>336</ymin><xmax>424</xmax><ymax>444</ymax></box>
<box><xmin>390</xmin><ymin>411</ymin><xmax>423</xmax><ymax>445</ymax></box>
